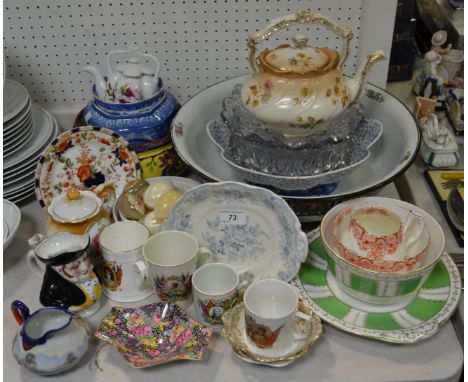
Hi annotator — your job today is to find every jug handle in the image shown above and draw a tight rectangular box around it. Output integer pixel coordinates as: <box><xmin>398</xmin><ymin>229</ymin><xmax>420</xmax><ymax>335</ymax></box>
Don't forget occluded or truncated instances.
<box><xmin>247</xmin><ymin>10</ymin><xmax>353</xmax><ymax>73</ymax></box>
<box><xmin>107</xmin><ymin>47</ymin><xmax>161</xmax><ymax>85</ymax></box>
<box><xmin>11</xmin><ymin>300</ymin><xmax>30</xmax><ymax>325</ymax></box>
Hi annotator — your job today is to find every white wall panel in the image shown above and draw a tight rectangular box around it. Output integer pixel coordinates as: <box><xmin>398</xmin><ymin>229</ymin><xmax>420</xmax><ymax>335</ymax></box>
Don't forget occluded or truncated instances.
<box><xmin>4</xmin><ymin>0</ymin><xmax>396</xmax><ymax>118</ymax></box>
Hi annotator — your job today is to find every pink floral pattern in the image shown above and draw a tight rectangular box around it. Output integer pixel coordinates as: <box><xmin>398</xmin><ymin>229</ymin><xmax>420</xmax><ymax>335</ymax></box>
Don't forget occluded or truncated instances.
<box><xmin>96</xmin><ymin>302</ymin><xmax>212</xmax><ymax>368</ymax></box>
<box><xmin>333</xmin><ymin>207</ymin><xmax>427</xmax><ymax>273</ymax></box>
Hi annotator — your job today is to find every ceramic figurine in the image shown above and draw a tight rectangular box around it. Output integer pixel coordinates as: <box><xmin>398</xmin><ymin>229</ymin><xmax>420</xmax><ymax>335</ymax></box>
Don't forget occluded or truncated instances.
<box><xmin>430</xmin><ymin>30</ymin><xmax>452</xmax><ymax>56</ymax></box>
<box><xmin>240</xmin><ymin>10</ymin><xmax>384</xmax><ymax>136</ymax></box>
<box><xmin>11</xmin><ymin>300</ymin><xmax>90</xmax><ymax>375</ymax></box>
<box><xmin>418</xmin><ymin>51</ymin><xmax>446</xmax><ymax>100</ymax></box>
<box><xmin>419</xmin><ymin>113</ymin><xmax>459</xmax><ymax>167</ymax></box>
<box><xmin>446</xmin><ymin>88</ymin><xmax>464</xmax><ymax>133</ymax></box>
<box><xmin>82</xmin><ymin>48</ymin><xmax>178</xmax><ymax>152</ymax></box>
<box><xmin>27</xmin><ymin>232</ymin><xmax>102</xmax><ymax>318</ymax></box>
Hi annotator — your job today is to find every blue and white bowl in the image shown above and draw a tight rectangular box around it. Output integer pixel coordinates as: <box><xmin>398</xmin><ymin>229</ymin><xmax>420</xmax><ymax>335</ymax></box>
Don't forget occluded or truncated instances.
<box><xmin>207</xmin><ymin>118</ymin><xmax>383</xmax><ymax>195</ymax></box>
<box><xmin>84</xmin><ymin>79</ymin><xmax>178</xmax><ymax>153</ymax></box>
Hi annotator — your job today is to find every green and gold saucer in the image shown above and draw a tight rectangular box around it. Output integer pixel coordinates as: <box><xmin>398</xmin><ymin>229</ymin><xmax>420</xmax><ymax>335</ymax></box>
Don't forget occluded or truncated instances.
<box><xmin>291</xmin><ymin>229</ymin><xmax>462</xmax><ymax>344</ymax></box>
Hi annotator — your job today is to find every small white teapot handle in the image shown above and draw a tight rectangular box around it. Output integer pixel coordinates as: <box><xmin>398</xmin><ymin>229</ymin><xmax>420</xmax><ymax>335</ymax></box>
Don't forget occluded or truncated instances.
<box><xmin>107</xmin><ymin>47</ymin><xmax>161</xmax><ymax>85</ymax></box>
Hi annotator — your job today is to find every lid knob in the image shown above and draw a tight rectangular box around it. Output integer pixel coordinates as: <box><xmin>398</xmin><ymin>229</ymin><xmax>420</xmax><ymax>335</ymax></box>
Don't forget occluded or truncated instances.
<box><xmin>291</xmin><ymin>35</ymin><xmax>309</xmax><ymax>49</ymax></box>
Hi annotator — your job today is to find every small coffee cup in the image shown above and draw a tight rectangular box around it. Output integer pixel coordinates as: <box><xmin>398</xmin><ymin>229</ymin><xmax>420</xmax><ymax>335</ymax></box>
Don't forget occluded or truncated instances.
<box><xmin>99</xmin><ymin>221</ymin><xmax>153</xmax><ymax>302</ymax></box>
<box><xmin>142</xmin><ymin>230</ymin><xmax>213</xmax><ymax>309</ymax></box>
<box><xmin>192</xmin><ymin>263</ymin><xmax>250</xmax><ymax>328</ymax></box>
<box><xmin>243</xmin><ymin>279</ymin><xmax>312</xmax><ymax>351</ymax></box>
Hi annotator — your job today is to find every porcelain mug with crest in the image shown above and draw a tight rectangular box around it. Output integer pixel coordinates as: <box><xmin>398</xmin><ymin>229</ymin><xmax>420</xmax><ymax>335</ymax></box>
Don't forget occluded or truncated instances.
<box><xmin>11</xmin><ymin>299</ymin><xmax>90</xmax><ymax>376</ymax></box>
<box><xmin>27</xmin><ymin>232</ymin><xmax>102</xmax><ymax>318</ymax></box>
<box><xmin>241</xmin><ymin>10</ymin><xmax>384</xmax><ymax>136</ymax></box>
<box><xmin>243</xmin><ymin>279</ymin><xmax>313</xmax><ymax>353</ymax></box>
<box><xmin>192</xmin><ymin>263</ymin><xmax>251</xmax><ymax>328</ymax></box>
<box><xmin>98</xmin><ymin>220</ymin><xmax>153</xmax><ymax>302</ymax></box>
<box><xmin>142</xmin><ymin>230</ymin><xmax>213</xmax><ymax>309</ymax></box>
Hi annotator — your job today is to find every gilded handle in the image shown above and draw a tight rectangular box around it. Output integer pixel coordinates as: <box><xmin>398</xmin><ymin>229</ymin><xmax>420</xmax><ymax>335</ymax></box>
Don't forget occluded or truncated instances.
<box><xmin>248</xmin><ymin>10</ymin><xmax>353</xmax><ymax>73</ymax></box>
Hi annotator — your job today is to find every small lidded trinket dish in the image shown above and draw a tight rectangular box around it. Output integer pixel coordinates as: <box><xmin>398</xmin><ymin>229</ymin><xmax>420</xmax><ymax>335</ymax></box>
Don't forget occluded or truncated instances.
<box><xmin>11</xmin><ymin>299</ymin><xmax>91</xmax><ymax>375</ymax></box>
<box><xmin>27</xmin><ymin>232</ymin><xmax>102</xmax><ymax>317</ymax></box>
<box><xmin>419</xmin><ymin>113</ymin><xmax>459</xmax><ymax>168</ymax></box>
<box><xmin>96</xmin><ymin>302</ymin><xmax>213</xmax><ymax>368</ymax></box>
<box><xmin>47</xmin><ymin>187</ymin><xmax>102</xmax><ymax>224</ymax></box>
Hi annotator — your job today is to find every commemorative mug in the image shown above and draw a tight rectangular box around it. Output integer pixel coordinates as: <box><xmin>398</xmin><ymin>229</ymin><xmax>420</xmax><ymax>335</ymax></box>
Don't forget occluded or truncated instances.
<box><xmin>243</xmin><ymin>279</ymin><xmax>313</xmax><ymax>351</ymax></box>
<box><xmin>99</xmin><ymin>221</ymin><xmax>153</xmax><ymax>302</ymax></box>
<box><xmin>142</xmin><ymin>230</ymin><xmax>213</xmax><ymax>309</ymax></box>
<box><xmin>192</xmin><ymin>263</ymin><xmax>251</xmax><ymax>328</ymax></box>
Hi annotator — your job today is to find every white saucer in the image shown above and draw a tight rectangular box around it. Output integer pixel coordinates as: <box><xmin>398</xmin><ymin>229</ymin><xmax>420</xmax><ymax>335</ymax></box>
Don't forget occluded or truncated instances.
<box><xmin>3</xmin><ymin>200</ymin><xmax>21</xmax><ymax>250</ymax></box>
<box><xmin>221</xmin><ymin>302</ymin><xmax>322</xmax><ymax>366</ymax></box>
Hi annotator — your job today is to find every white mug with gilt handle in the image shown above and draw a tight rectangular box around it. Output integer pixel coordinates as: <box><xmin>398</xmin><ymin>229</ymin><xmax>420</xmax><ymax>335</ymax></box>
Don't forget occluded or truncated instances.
<box><xmin>142</xmin><ymin>230</ymin><xmax>213</xmax><ymax>309</ymax></box>
<box><xmin>99</xmin><ymin>221</ymin><xmax>153</xmax><ymax>303</ymax></box>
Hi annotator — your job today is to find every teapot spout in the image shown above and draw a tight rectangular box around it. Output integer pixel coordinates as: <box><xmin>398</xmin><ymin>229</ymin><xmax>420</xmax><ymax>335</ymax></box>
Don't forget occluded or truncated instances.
<box><xmin>347</xmin><ymin>50</ymin><xmax>385</xmax><ymax>104</ymax></box>
<box><xmin>82</xmin><ymin>66</ymin><xmax>107</xmax><ymax>101</ymax></box>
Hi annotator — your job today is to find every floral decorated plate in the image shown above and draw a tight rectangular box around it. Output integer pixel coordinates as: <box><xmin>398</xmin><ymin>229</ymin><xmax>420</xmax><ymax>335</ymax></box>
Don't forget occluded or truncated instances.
<box><xmin>35</xmin><ymin>126</ymin><xmax>140</xmax><ymax>209</ymax></box>
<box><xmin>95</xmin><ymin>302</ymin><xmax>213</xmax><ymax>368</ymax></box>
<box><xmin>163</xmin><ymin>181</ymin><xmax>308</xmax><ymax>282</ymax></box>
<box><xmin>291</xmin><ymin>229</ymin><xmax>462</xmax><ymax>344</ymax></box>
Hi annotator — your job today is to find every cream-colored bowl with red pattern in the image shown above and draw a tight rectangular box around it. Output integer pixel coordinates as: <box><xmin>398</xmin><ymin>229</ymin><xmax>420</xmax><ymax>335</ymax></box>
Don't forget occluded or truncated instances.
<box><xmin>320</xmin><ymin>197</ymin><xmax>445</xmax><ymax>305</ymax></box>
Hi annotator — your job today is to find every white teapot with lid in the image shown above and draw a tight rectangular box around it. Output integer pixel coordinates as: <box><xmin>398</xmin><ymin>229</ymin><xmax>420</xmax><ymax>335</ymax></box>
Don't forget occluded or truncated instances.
<box><xmin>240</xmin><ymin>10</ymin><xmax>385</xmax><ymax>136</ymax></box>
<box><xmin>83</xmin><ymin>47</ymin><xmax>161</xmax><ymax>103</ymax></box>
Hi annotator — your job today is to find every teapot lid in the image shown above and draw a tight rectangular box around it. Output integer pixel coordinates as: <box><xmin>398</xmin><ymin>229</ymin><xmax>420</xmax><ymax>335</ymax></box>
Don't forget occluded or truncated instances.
<box><xmin>47</xmin><ymin>189</ymin><xmax>102</xmax><ymax>224</ymax></box>
<box><xmin>259</xmin><ymin>35</ymin><xmax>339</xmax><ymax>77</ymax></box>
<box><xmin>116</xmin><ymin>57</ymin><xmax>154</xmax><ymax>78</ymax></box>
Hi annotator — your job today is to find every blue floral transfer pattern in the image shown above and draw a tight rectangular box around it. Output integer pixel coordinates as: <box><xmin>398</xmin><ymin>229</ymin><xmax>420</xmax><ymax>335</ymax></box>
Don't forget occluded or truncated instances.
<box><xmin>163</xmin><ymin>182</ymin><xmax>308</xmax><ymax>281</ymax></box>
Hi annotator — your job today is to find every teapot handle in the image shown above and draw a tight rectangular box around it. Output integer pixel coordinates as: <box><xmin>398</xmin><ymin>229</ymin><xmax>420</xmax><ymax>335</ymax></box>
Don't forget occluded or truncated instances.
<box><xmin>248</xmin><ymin>10</ymin><xmax>353</xmax><ymax>74</ymax></box>
<box><xmin>107</xmin><ymin>47</ymin><xmax>161</xmax><ymax>84</ymax></box>
<box><xmin>11</xmin><ymin>300</ymin><xmax>30</xmax><ymax>326</ymax></box>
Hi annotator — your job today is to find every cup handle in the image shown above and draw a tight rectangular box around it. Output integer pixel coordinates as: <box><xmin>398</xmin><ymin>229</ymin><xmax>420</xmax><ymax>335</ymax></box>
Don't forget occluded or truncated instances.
<box><xmin>197</xmin><ymin>246</ymin><xmax>214</xmax><ymax>267</ymax></box>
<box><xmin>134</xmin><ymin>260</ymin><xmax>149</xmax><ymax>290</ymax></box>
<box><xmin>237</xmin><ymin>268</ymin><xmax>253</xmax><ymax>293</ymax></box>
<box><xmin>293</xmin><ymin>311</ymin><xmax>313</xmax><ymax>340</ymax></box>
<box><xmin>27</xmin><ymin>249</ymin><xmax>44</xmax><ymax>278</ymax></box>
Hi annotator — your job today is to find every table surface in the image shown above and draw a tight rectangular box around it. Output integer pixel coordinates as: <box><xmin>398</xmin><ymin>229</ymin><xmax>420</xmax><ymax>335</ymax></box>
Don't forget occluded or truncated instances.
<box><xmin>3</xmin><ymin>184</ymin><xmax>463</xmax><ymax>382</ymax></box>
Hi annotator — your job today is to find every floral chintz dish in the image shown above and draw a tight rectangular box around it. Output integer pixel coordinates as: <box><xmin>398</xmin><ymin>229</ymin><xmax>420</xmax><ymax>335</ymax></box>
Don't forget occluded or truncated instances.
<box><xmin>95</xmin><ymin>302</ymin><xmax>213</xmax><ymax>368</ymax></box>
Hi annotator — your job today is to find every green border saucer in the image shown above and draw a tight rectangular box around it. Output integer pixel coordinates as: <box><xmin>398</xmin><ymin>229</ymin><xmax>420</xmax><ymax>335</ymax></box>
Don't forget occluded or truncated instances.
<box><xmin>291</xmin><ymin>229</ymin><xmax>462</xmax><ymax>344</ymax></box>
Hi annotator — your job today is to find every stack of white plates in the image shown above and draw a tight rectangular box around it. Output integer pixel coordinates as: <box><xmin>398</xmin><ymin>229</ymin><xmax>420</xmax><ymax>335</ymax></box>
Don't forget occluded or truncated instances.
<box><xmin>3</xmin><ymin>79</ymin><xmax>58</xmax><ymax>204</ymax></box>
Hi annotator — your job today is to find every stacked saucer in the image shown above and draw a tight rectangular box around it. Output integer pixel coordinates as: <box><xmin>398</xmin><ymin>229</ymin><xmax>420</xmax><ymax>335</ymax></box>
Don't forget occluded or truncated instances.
<box><xmin>221</xmin><ymin>301</ymin><xmax>322</xmax><ymax>367</ymax></box>
<box><xmin>4</xmin><ymin>79</ymin><xmax>59</xmax><ymax>204</ymax></box>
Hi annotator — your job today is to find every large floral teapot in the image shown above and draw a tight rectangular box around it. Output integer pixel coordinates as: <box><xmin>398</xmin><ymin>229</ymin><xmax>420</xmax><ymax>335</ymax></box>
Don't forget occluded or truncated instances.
<box><xmin>240</xmin><ymin>10</ymin><xmax>385</xmax><ymax>136</ymax></box>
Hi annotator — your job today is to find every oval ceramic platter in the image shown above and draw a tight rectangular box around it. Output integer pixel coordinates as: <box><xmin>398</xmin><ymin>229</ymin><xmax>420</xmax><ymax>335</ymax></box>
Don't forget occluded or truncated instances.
<box><xmin>171</xmin><ymin>75</ymin><xmax>420</xmax><ymax>200</ymax></box>
<box><xmin>35</xmin><ymin>126</ymin><xmax>141</xmax><ymax>208</ymax></box>
<box><xmin>163</xmin><ymin>181</ymin><xmax>308</xmax><ymax>282</ymax></box>
<box><xmin>291</xmin><ymin>229</ymin><xmax>462</xmax><ymax>344</ymax></box>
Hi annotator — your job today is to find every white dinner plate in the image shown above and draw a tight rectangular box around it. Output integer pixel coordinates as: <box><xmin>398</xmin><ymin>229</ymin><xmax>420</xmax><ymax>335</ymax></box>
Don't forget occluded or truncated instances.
<box><xmin>3</xmin><ymin>79</ymin><xmax>30</xmax><ymax>122</ymax></box>
<box><xmin>171</xmin><ymin>75</ymin><xmax>420</xmax><ymax>200</ymax></box>
<box><xmin>4</xmin><ymin>99</ymin><xmax>32</xmax><ymax>132</ymax></box>
<box><xmin>4</xmin><ymin>119</ymin><xmax>34</xmax><ymax>155</ymax></box>
<box><xmin>3</xmin><ymin>116</ymin><xmax>57</xmax><ymax>176</ymax></box>
<box><xmin>4</xmin><ymin>109</ymin><xmax>32</xmax><ymax>138</ymax></box>
<box><xmin>4</xmin><ymin>104</ymin><xmax>56</xmax><ymax>170</ymax></box>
